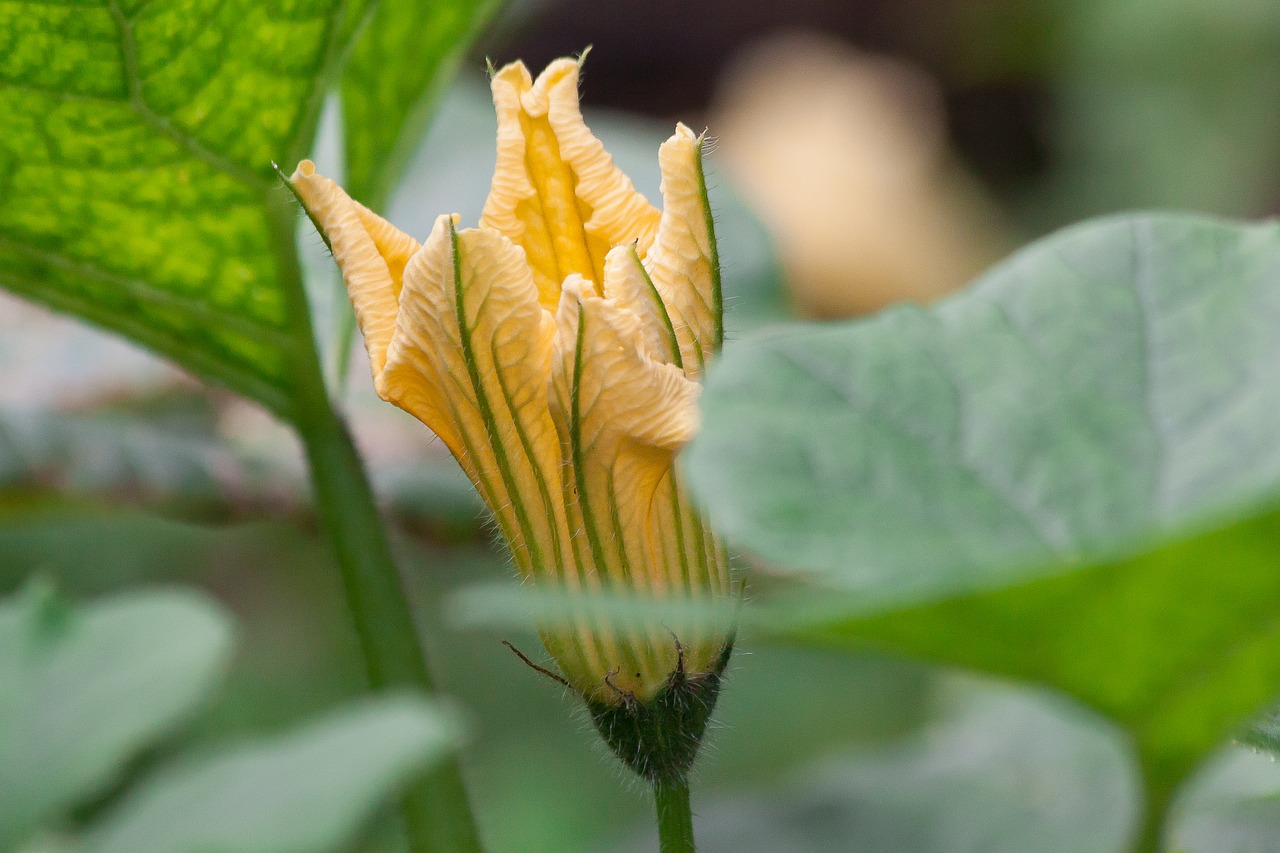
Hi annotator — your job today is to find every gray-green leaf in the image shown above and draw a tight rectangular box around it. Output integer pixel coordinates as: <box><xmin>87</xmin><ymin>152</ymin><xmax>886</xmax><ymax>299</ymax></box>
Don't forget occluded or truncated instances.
<box><xmin>81</xmin><ymin>695</ymin><xmax>460</xmax><ymax>853</ymax></box>
<box><xmin>0</xmin><ymin>581</ymin><xmax>233</xmax><ymax>848</ymax></box>
<box><xmin>685</xmin><ymin>214</ymin><xmax>1280</xmax><ymax>844</ymax></box>
<box><xmin>688</xmin><ymin>214</ymin><xmax>1280</xmax><ymax>609</ymax></box>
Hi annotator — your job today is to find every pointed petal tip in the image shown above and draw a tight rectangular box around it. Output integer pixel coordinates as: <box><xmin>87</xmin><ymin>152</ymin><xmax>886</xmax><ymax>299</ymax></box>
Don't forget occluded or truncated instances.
<box><xmin>668</xmin><ymin>122</ymin><xmax>716</xmax><ymax>153</ymax></box>
<box><xmin>490</xmin><ymin>59</ymin><xmax>533</xmax><ymax>96</ymax></box>
<box><xmin>660</xmin><ymin>125</ymin><xmax>703</xmax><ymax>161</ymax></box>
<box><xmin>604</xmin><ymin>243</ymin><xmax>636</xmax><ymax>265</ymax></box>
<box><xmin>524</xmin><ymin>57</ymin><xmax>581</xmax><ymax>116</ymax></box>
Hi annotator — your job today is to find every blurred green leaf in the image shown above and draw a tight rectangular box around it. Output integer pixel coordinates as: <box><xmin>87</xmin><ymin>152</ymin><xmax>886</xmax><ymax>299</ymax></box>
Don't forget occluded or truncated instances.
<box><xmin>689</xmin><ymin>214</ymin><xmax>1280</xmax><ymax>604</ymax></box>
<box><xmin>0</xmin><ymin>393</ymin><xmax>488</xmax><ymax>536</ymax></box>
<box><xmin>802</xmin><ymin>510</ymin><xmax>1280</xmax><ymax>847</ymax></box>
<box><xmin>341</xmin><ymin>0</ymin><xmax>503</xmax><ymax>208</ymax></box>
<box><xmin>80</xmin><ymin>695</ymin><xmax>459</xmax><ymax>853</ymax></box>
<box><xmin>1168</xmin><ymin>748</ymin><xmax>1280</xmax><ymax>853</ymax></box>
<box><xmin>613</xmin><ymin>682</ymin><xmax>1135</xmax><ymax>853</ymax></box>
<box><xmin>1026</xmin><ymin>0</ymin><xmax>1280</xmax><ymax>227</ymax></box>
<box><xmin>686</xmin><ymin>214</ymin><xmax>1280</xmax><ymax>842</ymax></box>
<box><xmin>0</xmin><ymin>581</ymin><xmax>233</xmax><ymax>848</ymax></box>
<box><xmin>1239</xmin><ymin>708</ymin><xmax>1280</xmax><ymax>757</ymax></box>
<box><xmin>0</xmin><ymin>400</ymin><xmax>282</xmax><ymax>513</ymax></box>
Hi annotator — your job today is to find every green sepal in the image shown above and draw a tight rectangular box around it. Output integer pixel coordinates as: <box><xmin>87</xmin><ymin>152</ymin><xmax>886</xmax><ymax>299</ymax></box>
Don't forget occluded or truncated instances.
<box><xmin>586</xmin><ymin>641</ymin><xmax>734</xmax><ymax>783</ymax></box>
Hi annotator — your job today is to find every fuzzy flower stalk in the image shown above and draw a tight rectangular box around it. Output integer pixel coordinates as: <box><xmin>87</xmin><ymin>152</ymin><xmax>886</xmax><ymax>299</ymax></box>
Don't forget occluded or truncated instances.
<box><xmin>291</xmin><ymin>55</ymin><xmax>734</xmax><ymax>828</ymax></box>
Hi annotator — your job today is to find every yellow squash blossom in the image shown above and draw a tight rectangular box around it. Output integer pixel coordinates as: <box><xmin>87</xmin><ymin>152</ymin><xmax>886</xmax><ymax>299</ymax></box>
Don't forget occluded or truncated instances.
<box><xmin>290</xmin><ymin>57</ymin><xmax>733</xmax><ymax>765</ymax></box>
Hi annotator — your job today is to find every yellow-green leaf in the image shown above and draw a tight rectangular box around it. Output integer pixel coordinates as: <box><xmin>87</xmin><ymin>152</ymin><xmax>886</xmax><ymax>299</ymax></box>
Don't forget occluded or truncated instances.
<box><xmin>0</xmin><ymin>0</ymin><xmax>360</xmax><ymax>415</ymax></box>
<box><xmin>0</xmin><ymin>0</ymin><xmax>498</xmax><ymax>421</ymax></box>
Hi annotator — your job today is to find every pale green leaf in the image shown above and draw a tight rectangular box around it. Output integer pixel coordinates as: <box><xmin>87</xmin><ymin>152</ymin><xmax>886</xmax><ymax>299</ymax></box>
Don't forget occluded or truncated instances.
<box><xmin>1166</xmin><ymin>748</ymin><xmax>1280</xmax><ymax>853</ymax></box>
<box><xmin>0</xmin><ymin>581</ymin><xmax>233</xmax><ymax>848</ymax></box>
<box><xmin>689</xmin><ymin>215</ymin><xmax>1280</xmax><ymax>607</ymax></box>
<box><xmin>685</xmin><ymin>214</ymin><xmax>1280</xmax><ymax>844</ymax></box>
<box><xmin>613</xmin><ymin>683</ymin><xmax>1135</xmax><ymax>853</ymax></box>
<box><xmin>81</xmin><ymin>696</ymin><xmax>460</xmax><ymax>853</ymax></box>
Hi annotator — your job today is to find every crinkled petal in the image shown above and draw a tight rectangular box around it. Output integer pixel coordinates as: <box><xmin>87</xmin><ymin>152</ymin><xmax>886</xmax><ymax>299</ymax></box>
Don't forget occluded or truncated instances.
<box><xmin>380</xmin><ymin>216</ymin><xmax>569</xmax><ymax>579</ymax></box>
<box><xmin>643</xmin><ymin>124</ymin><xmax>722</xmax><ymax>377</ymax></box>
<box><xmin>601</xmin><ymin>244</ymin><xmax>682</xmax><ymax>366</ymax></box>
<box><xmin>549</xmin><ymin>278</ymin><xmax>700</xmax><ymax>697</ymax></box>
<box><xmin>647</xmin><ymin>467</ymin><xmax>734</xmax><ymax>677</ymax></box>
<box><xmin>289</xmin><ymin>161</ymin><xmax>419</xmax><ymax>376</ymax></box>
<box><xmin>481</xmin><ymin>58</ymin><xmax>661</xmax><ymax>308</ymax></box>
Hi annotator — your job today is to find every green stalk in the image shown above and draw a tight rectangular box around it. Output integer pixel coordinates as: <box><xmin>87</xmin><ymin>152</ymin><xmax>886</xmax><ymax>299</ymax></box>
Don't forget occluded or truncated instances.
<box><xmin>267</xmin><ymin>190</ymin><xmax>484</xmax><ymax>853</ymax></box>
<box><xmin>297</xmin><ymin>403</ymin><xmax>483</xmax><ymax>853</ymax></box>
<box><xmin>1133</xmin><ymin>802</ymin><xmax>1164</xmax><ymax>853</ymax></box>
<box><xmin>654</xmin><ymin>776</ymin><xmax>696</xmax><ymax>853</ymax></box>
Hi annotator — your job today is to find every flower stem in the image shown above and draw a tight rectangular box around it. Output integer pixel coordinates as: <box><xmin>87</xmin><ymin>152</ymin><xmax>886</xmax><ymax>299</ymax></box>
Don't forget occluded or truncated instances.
<box><xmin>654</xmin><ymin>775</ymin><xmax>696</xmax><ymax>853</ymax></box>
<box><xmin>268</xmin><ymin>190</ymin><xmax>484</xmax><ymax>853</ymax></box>
<box><xmin>1132</xmin><ymin>800</ymin><xmax>1164</xmax><ymax>853</ymax></box>
<box><xmin>298</xmin><ymin>406</ymin><xmax>484</xmax><ymax>853</ymax></box>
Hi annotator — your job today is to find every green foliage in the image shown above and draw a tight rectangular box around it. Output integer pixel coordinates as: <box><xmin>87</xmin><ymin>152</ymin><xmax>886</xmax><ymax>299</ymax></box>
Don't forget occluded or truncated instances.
<box><xmin>81</xmin><ymin>696</ymin><xmax>458</xmax><ymax>853</ymax></box>
<box><xmin>686</xmin><ymin>214</ymin><xmax>1280</xmax><ymax>845</ymax></box>
<box><xmin>0</xmin><ymin>581</ymin><xmax>232</xmax><ymax>849</ymax></box>
<box><xmin>0</xmin><ymin>0</ymin><xmax>356</xmax><ymax>415</ymax></box>
<box><xmin>0</xmin><ymin>0</ymin><xmax>495</xmax><ymax>421</ymax></box>
<box><xmin>1169</xmin><ymin>749</ymin><xmax>1280</xmax><ymax>853</ymax></box>
<box><xmin>341</xmin><ymin>0</ymin><xmax>503</xmax><ymax>208</ymax></box>
<box><xmin>0</xmin><ymin>503</ymin><xmax>937</xmax><ymax>852</ymax></box>
<box><xmin>0</xmin><ymin>396</ymin><xmax>266</xmax><ymax>511</ymax></box>
<box><xmin>1049</xmin><ymin>0</ymin><xmax>1280</xmax><ymax>219</ymax></box>
<box><xmin>0</xmin><ymin>581</ymin><xmax>459</xmax><ymax>853</ymax></box>
<box><xmin>805</xmin><ymin>510</ymin><xmax>1280</xmax><ymax>846</ymax></box>
<box><xmin>18</xmin><ymin>0</ymin><xmax>1280</xmax><ymax>847</ymax></box>
<box><xmin>0</xmin><ymin>9</ymin><xmax>501</xmax><ymax>842</ymax></box>
<box><xmin>661</xmin><ymin>685</ymin><xmax>1136</xmax><ymax>853</ymax></box>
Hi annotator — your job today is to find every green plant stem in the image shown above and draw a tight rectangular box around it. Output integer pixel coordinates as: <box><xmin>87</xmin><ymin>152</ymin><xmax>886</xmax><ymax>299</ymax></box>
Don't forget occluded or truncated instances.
<box><xmin>1133</xmin><ymin>802</ymin><xmax>1164</xmax><ymax>853</ymax></box>
<box><xmin>267</xmin><ymin>190</ymin><xmax>484</xmax><ymax>853</ymax></box>
<box><xmin>298</xmin><ymin>406</ymin><xmax>483</xmax><ymax>853</ymax></box>
<box><xmin>654</xmin><ymin>776</ymin><xmax>696</xmax><ymax>853</ymax></box>
<box><xmin>1132</xmin><ymin>764</ymin><xmax>1174</xmax><ymax>853</ymax></box>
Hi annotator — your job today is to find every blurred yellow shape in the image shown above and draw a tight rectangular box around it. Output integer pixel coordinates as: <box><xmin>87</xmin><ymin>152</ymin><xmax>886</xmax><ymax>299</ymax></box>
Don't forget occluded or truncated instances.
<box><xmin>714</xmin><ymin>32</ymin><xmax>1008</xmax><ymax>317</ymax></box>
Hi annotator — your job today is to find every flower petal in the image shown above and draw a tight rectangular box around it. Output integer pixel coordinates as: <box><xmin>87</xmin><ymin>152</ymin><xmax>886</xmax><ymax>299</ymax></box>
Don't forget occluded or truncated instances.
<box><xmin>289</xmin><ymin>161</ymin><xmax>419</xmax><ymax>376</ymax></box>
<box><xmin>643</xmin><ymin>124</ymin><xmax>722</xmax><ymax>377</ymax></box>
<box><xmin>601</xmin><ymin>244</ymin><xmax>682</xmax><ymax>367</ymax></box>
<box><xmin>482</xmin><ymin>58</ymin><xmax>661</xmax><ymax>309</ymax></box>
<box><xmin>647</xmin><ymin>466</ymin><xmax>734</xmax><ymax>675</ymax></box>
<box><xmin>380</xmin><ymin>216</ymin><xmax>569</xmax><ymax>579</ymax></box>
<box><xmin>549</xmin><ymin>279</ymin><xmax>700</xmax><ymax>696</ymax></box>
<box><xmin>547</xmin><ymin>279</ymin><xmax>701</xmax><ymax>584</ymax></box>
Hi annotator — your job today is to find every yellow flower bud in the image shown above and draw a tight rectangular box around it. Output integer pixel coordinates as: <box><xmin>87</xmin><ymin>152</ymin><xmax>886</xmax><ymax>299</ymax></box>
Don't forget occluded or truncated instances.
<box><xmin>289</xmin><ymin>55</ymin><xmax>734</xmax><ymax>778</ymax></box>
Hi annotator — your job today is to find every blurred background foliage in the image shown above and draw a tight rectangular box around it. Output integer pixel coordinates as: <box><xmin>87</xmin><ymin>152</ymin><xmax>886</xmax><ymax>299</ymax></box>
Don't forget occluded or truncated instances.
<box><xmin>4</xmin><ymin>0</ymin><xmax>1280</xmax><ymax>850</ymax></box>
